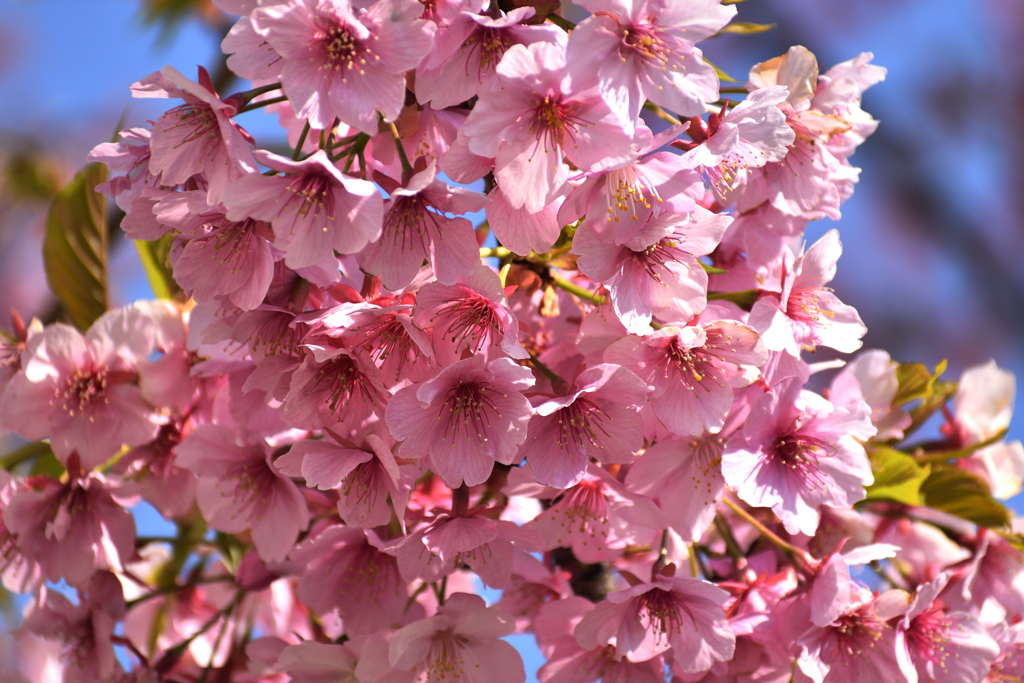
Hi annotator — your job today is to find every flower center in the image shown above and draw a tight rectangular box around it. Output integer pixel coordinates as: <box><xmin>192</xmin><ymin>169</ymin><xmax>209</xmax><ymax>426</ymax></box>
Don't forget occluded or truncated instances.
<box><xmin>310</xmin><ymin>354</ymin><xmax>382</xmax><ymax>415</ymax></box>
<box><xmin>605</xmin><ymin>166</ymin><xmax>662</xmax><ymax>223</ymax></box>
<box><xmin>461</xmin><ymin>27</ymin><xmax>517</xmax><ymax>80</ymax></box>
<box><xmin>528</xmin><ymin>94</ymin><xmax>583</xmax><ymax>152</ymax></box>
<box><xmin>830</xmin><ymin>606</ymin><xmax>884</xmax><ymax>663</ymax></box>
<box><xmin>770</xmin><ymin>428</ymin><xmax>835</xmax><ymax>490</ymax></box>
<box><xmin>432</xmin><ymin>296</ymin><xmax>503</xmax><ymax>355</ymax></box>
<box><xmin>665</xmin><ymin>337</ymin><xmax>720</xmax><ymax>389</ymax></box>
<box><xmin>382</xmin><ymin>195</ymin><xmax>436</xmax><ymax>255</ymax></box>
<box><xmin>59</xmin><ymin>365</ymin><xmax>108</xmax><ymax>417</ymax></box>
<box><xmin>439</xmin><ymin>381</ymin><xmax>499</xmax><ymax>446</ymax></box>
<box><xmin>323</xmin><ymin>24</ymin><xmax>362</xmax><ymax>71</ymax></box>
<box><xmin>907</xmin><ymin>606</ymin><xmax>954</xmax><ymax>668</ymax></box>
<box><xmin>555</xmin><ymin>397</ymin><xmax>611</xmax><ymax>457</ymax></box>
<box><xmin>639</xmin><ymin>588</ymin><xmax>698</xmax><ymax>642</ymax></box>
<box><xmin>621</xmin><ymin>22</ymin><xmax>681</xmax><ymax>72</ymax></box>
<box><xmin>282</xmin><ymin>172</ymin><xmax>336</xmax><ymax>224</ymax></box>
<box><xmin>560</xmin><ymin>479</ymin><xmax>610</xmax><ymax>527</ymax></box>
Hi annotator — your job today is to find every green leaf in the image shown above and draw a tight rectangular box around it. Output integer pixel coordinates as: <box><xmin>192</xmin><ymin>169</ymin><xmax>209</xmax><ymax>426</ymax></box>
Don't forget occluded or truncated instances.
<box><xmin>0</xmin><ymin>441</ymin><xmax>52</xmax><ymax>471</ymax></box>
<box><xmin>707</xmin><ymin>289</ymin><xmax>758</xmax><ymax>310</ymax></box>
<box><xmin>43</xmin><ymin>163</ymin><xmax>108</xmax><ymax>331</ymax></box>
<box><xmin>997</xmin><ymin>531</ymin><xmax>1024</xmax><ymax>552</ymax></box>
<box><xmin>864</xmin><ymin>445</ymin><xmax>929</xmax><ymax>506</ymax></box>
<box><xmin>715</xmin><ymin>22</ymin><xmax>776</xmax><ymax>35</ymax></box>
<box><xmin>920</xmin><ymin>464</ymin><xmax>1011</xmax><ymax>528</ymax></box>
<box><xmin>700</xmin><ymin>262</ymin><xmax>728</xmax><ymax>275</ymax></box>
<box><xmin>893</xmin><ymin>359</ymin><xmax>947</xmax><ymax>406</ymax></box>
<box><xmin>904</xmin><ymin>380</ymin><xmax>958</xmax><ymax>439</ymax></box>
<box><xmin>135</xmin><ymin>233</ymin><xmax>180</xmax><ymax>300</ymax></box>
<box><xmin>30</xmin><ymin>450</ymin><xmax>65</xmax><ymax>479</ymax></box>
<box><xmin>917</xmin><ymin>427</ymin><xmax>1009</xmax><ymax>465</ymax></box>
<box><xmin>703</xmin><ymin>57</ymin><xmax>737</xmax><ymax>83</ymax></box>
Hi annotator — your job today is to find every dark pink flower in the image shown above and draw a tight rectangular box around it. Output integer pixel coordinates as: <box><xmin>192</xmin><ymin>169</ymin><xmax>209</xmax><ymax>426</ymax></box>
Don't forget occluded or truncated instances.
<box><xmin>223</xmin><ymin>149</ymin><xmax>382</xmax><ymax>269</ymax></box>
<box><xmin>0</xmin><ymin>471</ymin><xmax>42</xmax><ymax>593</ymax></box>
<box><xmin>252</xmin><ymin>0</ymin><xmax>436</xmax><ymax>133</ymax></box>
<box><xmin>521</xmin><ymin>363</ymin><xmax>650</xmax><ymax>489</ymax></box>
<box><xmin>276</xmin><ymin>432</ymin><xmax>411</xmax><ymax>528</ymax></box>
<box><xmin>289</xmin><ymin>525</ymin><xmax>407</xmax><ymax>636</ymax></box>
<box><xmin>388</xmin><ymin>592</ymin><xmax>525</xmax><ymax>683</ymax></box>
<box><xmin>396</xmin><ymin>508</ymin><xmax>542</xmax><ymax>589</ymax></box>
<box><xmin>574</xmin><ymin>575</ymin><xmax>735</xmax><ymax>671</ymax></box>
<box><xmin>386</xmin><ymin>354</ymin><xmax>534</xmax><ymax>487</ymax></box>
<box><xmin>131</xmin><ymin>65</ymin><xmax>256</xmax><ymax>205</ymax></box>
<box><xmin>4</xmin><ymin>463</ymin><xmax>136</xmax><ymax>586</ymax></box>
<box><xmin>412</xmin><ymin>265</ymin><xmax>529</xmax><ymax>366</ymax></box>
<box><xmin>175</xmin><ymin>424</ymin><xmax>309</xmax><ymax>562</ymax></box>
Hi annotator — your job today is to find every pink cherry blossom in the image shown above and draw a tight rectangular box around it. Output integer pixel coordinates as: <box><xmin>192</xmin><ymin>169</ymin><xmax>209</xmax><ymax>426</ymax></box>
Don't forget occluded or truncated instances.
<box><xmin>521</xmin><ymin>363</ymin><xmax>649</xmax><ymax>489</ymax></box>
<box><xmin>131</xmin><ymin>65</ymin><xmax>256</xmax><ymax>205</ymax></box>
<box><xmin>521</xmin><ymin>464</ymin><xmax>666</xmax><ymax>563</ymax></box>
<box><xmin>289</xmin><ymin>525</ymin><xmax>407</xmax><ymax>636</ymax></box>
<box><xmin>174</xmin><ymin>423</ymin><xmax>308</xmax><ymax>562</ymax></box>
<box><xmin>0</xmin><ymin>472</ymin><xmax>42</xmax><ymax>593</ymax></box>
<box><xmin>604</xmin><ymin>320</ymin><xmax>766</xmax><ymax>436</ymax></box>
<box><xmin>829</xmin><ymin>349</ymin><xmax>911</xmax><ymax>442</ymax></box>
<box><xmin>0</xmin><ymin>306</ymin><xmax>160</xmax><ymax>470</ymax></box>
<box><xmin>358</xmin><ymin>160</ymin><xmax>486</xmax><ymax>290</ymax></box>
<box><xmin>396</xmin><ymin>507</ymin><xmax>542</xmax><ymax>588</ymax></box>
<box><xmin>251</xmin><ymin>0</ymin><xmax>436</xmax><ymax>133</ymax></box>
<box><xmin>463</xmin><ymin>41</ymin><xmax>645</xmax><ymax>214</ymax></box>
<box><xmin>412</xmin><ymin>265</ymin><xmax>529</xmax><ymax>366</ymax></box>
<box><xmin>4</xmin><ymin>462</ymin><xmax>136</xmax><ymax>586</ymax></box>
<box><xmin>223</xmin><ymin>149</ymin><xmax>382</xmax><ymax>269</ymax></box>
<box><xmin>416</xmin><ymin>7</ymin><xmax>565</xmax><ymax>110</ymax></box>
<box><xmin>573</xmin><ymin>206</ymin><xmax>731</xmax><ymax>334</ymax></box>
<box><xmin>722</xmin><ymin>378</ymin><xmax>876</xmax><ymax>536</ymax></box>
<box><xmin>574</xmin><ymin>575</ymin><xmax>735</xmax><ymax>671</ymax></box>
<box><xmin>388</xmin><ymin>592</ymin><xmax>525</xmax><ymax>683</ymax></box>
<box><xmin>566</xmin><ymin>0</ymin><xmax>735</xmax><ymax>130</ymax></box>
<box><xmin>386</xmin><ymin>354</ymin><xmax>534</xmax><ymax>487</ymax></box>
<box><xmin>276</xmin><ymin>431</ymin><xmax>411</xmax><ymax>528</ymax></box>
<box><xmin>748</xmin><ymin>229</ymin><xmax>867</xmax><ymax>355</ymax></box>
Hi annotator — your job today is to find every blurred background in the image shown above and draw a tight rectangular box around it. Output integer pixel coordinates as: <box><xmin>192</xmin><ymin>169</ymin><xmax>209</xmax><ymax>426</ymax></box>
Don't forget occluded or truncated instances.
<box><xmin>0</xmin><ymin>0</ymin><xmax>1022</xmax><ymax>678</ymax></box>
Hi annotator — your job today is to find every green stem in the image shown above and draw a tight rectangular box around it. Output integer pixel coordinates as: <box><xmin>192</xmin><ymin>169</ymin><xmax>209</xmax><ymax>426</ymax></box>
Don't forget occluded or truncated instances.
<box><xmin>125</xmin><ymin>576</ymin><xmax>234</xmax><ymax>609</ymax></box>
<box><xmin>916</xmin><ymin>427</ymin><xmax>1008</xmax><ymax>464</ymax></box>
<box><xmin>714</xmin><ymin>514</ymin><xmax>746</xmax><ymax>563</ymax></box>
<box><xmin>550</xmin><ymin>275</ymin><xmax>606</xmax><ymax>305</ymax></box>
<box><xmin>236</xmin><ymin>95</ymin><xmax>287</xmax><ymax>114</ymax></box>
<box><xmin>642</xmin><ymin>101</ymin><xmax>681</xmax><ymax>125</ymax></box>
<box><xmin>722</xmin><ymin>497</ymin><xmax>806</xmax><ymax>559</ymax></box>
<box><xmin>292</xmin><ymin>120</ymin><xmax>311</xmax><ymax>161</ymax></box>
<box><xmin>389</xmin><ymin>122</ymin><xmax>414</xmax><ymax>177</ymax></box>
<box><xmin>688</xmin><ymin>544</ymin><xmax>701</xmax><ymax>578</ymax></box>
<box><xmin>528</xmin><ymin>353</ymin><xmax>568</xmax><ymax>393</ymax></box>
<box><xmin>707</xmin><ymin>289</ymin><xmax>758</xmax><ymax>310</ymax></box>
<box><xmin>236</xmin><ymin>82</ymin><xmax>282</xmax><ymax>103</ymax></box>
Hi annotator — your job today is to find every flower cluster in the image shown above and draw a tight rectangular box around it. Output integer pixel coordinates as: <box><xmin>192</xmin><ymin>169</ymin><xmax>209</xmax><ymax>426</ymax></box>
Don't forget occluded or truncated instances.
<box><xmin>2</xmin><ymin>1</ymin><xmax>1023</xmax><ymax>682</ymax></box>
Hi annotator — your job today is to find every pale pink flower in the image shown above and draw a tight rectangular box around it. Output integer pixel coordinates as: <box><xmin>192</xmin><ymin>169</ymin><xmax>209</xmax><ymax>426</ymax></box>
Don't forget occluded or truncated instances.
<box><xmin>557</xmin><ymin>128</ymin><xmax>704</xmax><ymax>247</ymax></box>
<box><xmin>535</xmin><ymin>596</ymin><xmax>668</xmax><ymax>683</ymax></box>
<box><xmin>412</xmin><ymin>265</ymin><xmax>529</xmax><ymax>366</ymax></box>
<box><xmin>675</xmin><ymin>86</ymin><xmax>795</xmax><ymax>198</ymax></box>
<box><xmin>358</xmin><ymin>160</ymin><xmax>487</xmax><ymax>290</ymax></box>
<box><xmin>485</xmin><ymin>184</ymin><xmax>564</xmax><ymax>256</ymax></box>
<box><xmin>463</xmin><ymin>41</ymin><xmax>645</xmax><ymax>214</ymax></box>
<box><xmin>796</xmin><ymin>592</ymin><xmax>908</xmax><ymax>683</ymax></box>
<box><xmin>722</xmin><ymin>378</ymin><xmax>876</xmax><ymax>536</ymax></box>
<box><xmin>878</xmin><ymin>573</ymin><xmax>1000</xmax><ymax>683</ymax></box>
<box><xmin>494</xmin><ymin>551</ymin><xmax>573</xmax><ymax>631</ymax></box>
<box><xmin>417</xmin><ymin>7</ymin><xmax>564</xmax><ymax>109</ymax></box>
<box><xmin>0</xmin><ymin>471</ymin><xmax>42</xmax><ymax>593</ymax></box>
<box><xmin>829</xmin><ymin>350</ymin><xmax>911</xmax><ymax>442</ymax></box>
<box><xmin>251</xmin><ymin>0</ymin><xmax>436</xmax><ymax>133</ymax></box>
<box><xmin>574</xmin><ymin>575</ymin><xmax>735</xmax><ymax>671</ymax></box>
<box><xmin>573</xmin><ymin>206</ymin><xmax>731</xmax><ymax>334</ymax></box>
<box><xmin>0</xmin><ymin>306</ymin><xmax>160</xmax><ymax>470</ymax></box>
<box><xmin>365</xmin><ymin>104</ymin><xmax>467</xmax><ymax>180</ymax></box>
<box><xmin>747</xmin><ymin>229</ymin><xmax>867</xmax><ymax>355</ymax></box>
<box><xmin>276</xmin><ymin>432</ymin><xmax>411</xmax><ymax>528</ymax></box>
<box><xmin>175</xmin><ymin>424</ymin><xmax>309</xmax><ymax>562</ymax></box>
<box><xmin>131</xmin><ymin>65</ymin><xmax>256</xmax><ymax>204</ymax></box>
<box><xmin>949</xmin><ymin>360</ymin><xmax>1024</xmax><ymax>500</ymax></box>
<box><xmin>222</xmin><ymin>14</ymin><xmax>283</xmax><ymax>82</ymax></box>
<box><xmin>270</xmin><ymin>639</ymin><xmax>377</xmax><ymax>683</ymax></box>
<box><xmin>289</xmin><ymin>525</ymin><xmax>407</xmax><ymax>636</ymax></box>
<box><xmin>522</xmin><ymin>464</ymin><xmax>666</xmax><ymax>563</ymax></box>
<box><xmin>88</xmin><ymin>127</ymin><xmax>162</xmax><ymax>212</ymax></box>
<box><xmin>386</xmin><ymin>355</ymin><xmax>534</xmax><ymax>487</ymax></box>
<box><xmin>521</xmin><ymin>363</ymin><xmax>649</xmax><ymax>489</ymax></box>
<box><xmin>943</xmin><ymin>533</ymin><xmax>1024</xmax><ymax>619</ymax></box>
<box><xmin>566</xmin><ymin>0</ymin><xmax>735</xmax><ymax>131</ymax></box>
<box><xmin>112</xmin><ymin>424</ymin><xmax>197</xmax><ymax>521</ymax></box>
<box><xmin>22</xmin><ymin>572</ymin><xmax>125</xmax><ymax>683</ymax></box>
<box><xmin>626</xmin><ymin>435</ymin><xmax>724</xmax><ymax>543</ymax></box>
<box><xmin>223</xmin><ymin>149</ymin><xmax>382</xmax><ymax>269</ymax></box>
<box><xmin>4</xmin><ymin>463</ymin><xmax>136</xmax><ymax>587</ymax></box>
<box><xmin>388</xmin><ymin>592</ymin><xmax>525</xmax><ymax>683</ymax></box>
<box><xmin>604</xmin><ymin>320</ymin><xmax>766</xmax><ymax>436</ymax></box>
